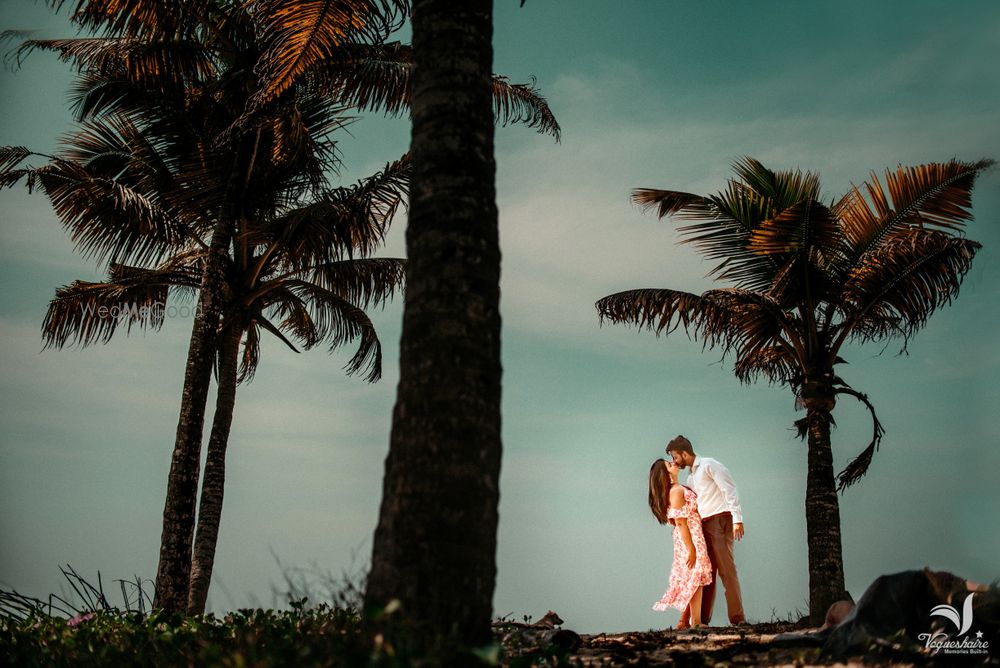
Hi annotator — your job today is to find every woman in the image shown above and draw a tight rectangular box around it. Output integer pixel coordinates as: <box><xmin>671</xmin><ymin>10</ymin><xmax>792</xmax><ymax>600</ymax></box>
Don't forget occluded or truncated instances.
<box><xmin>648</xmin><ymin>458</ymin><xmax>712</xmax><ymax>628</ymax></box>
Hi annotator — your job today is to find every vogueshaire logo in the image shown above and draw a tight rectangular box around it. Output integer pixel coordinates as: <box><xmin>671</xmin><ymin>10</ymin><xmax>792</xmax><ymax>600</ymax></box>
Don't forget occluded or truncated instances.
<box><xmin>918</xmin><ymin>593</ymin><xmax>990</xmax><ymax>656</ymax></box>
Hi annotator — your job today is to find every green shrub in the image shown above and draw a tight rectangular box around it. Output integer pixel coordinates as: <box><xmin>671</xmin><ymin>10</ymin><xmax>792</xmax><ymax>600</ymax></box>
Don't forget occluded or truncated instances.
<box><xmin>1</xmin><ymin>601</ymin><xmax>377</xmax><ymax>667</ymax></box>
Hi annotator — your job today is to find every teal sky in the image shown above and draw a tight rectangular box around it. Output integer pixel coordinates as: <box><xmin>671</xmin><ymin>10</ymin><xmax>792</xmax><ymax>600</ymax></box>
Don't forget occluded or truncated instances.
<box><xmin>2</xmin><ymin>1</ymin><xmax>999</xmax><ymax>634</ymax></box>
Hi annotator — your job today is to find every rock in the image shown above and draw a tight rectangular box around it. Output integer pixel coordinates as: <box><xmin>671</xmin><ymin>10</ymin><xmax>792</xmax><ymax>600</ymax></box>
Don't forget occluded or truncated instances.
<box><xmin>822</xmin><ymin>568</ymin><xmax>998</xmax><ymax>660</ymax></box>
<box><xmin>493</xmin><ymin>609</ymin><xmax>581</xmax><ymax>651</ymax></box>
<box><xmin>823</xmin><ymin>600</ymin><xmax>856</xmax><ymax>629</ymax></box>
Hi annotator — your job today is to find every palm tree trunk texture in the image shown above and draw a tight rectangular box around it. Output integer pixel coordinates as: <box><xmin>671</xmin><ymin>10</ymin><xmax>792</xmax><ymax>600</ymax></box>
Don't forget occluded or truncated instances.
<box><xmin>805</xmin><ymin>408</ymin><xmax>849</xmax><ymax>625</ymax></box>
<box><xmin>187</xmin><ymin>323</ymin><xmax>243</xmax><ymax>615</ymax></box>
<box><xmin>365</xmin><ymin>0</ymin><xmax>501</xmax><ymax>651</ymax></box>
<box><xmin>153</xmin><ymin>227</ymin><xmax>231</xmax><ymax>613</ymax></box>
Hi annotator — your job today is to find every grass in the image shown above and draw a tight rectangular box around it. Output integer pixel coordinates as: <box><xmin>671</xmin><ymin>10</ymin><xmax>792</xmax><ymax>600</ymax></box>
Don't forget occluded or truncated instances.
<box><xmin>0</xmin><ymin>567</ymin><xmax>373</xmax><ymax>668</ymax></box>
<box><xmin>2</xmin><ymin>600</ymin><xmax>377</xmax><ymax>667</ymax></box>
<box><xmin>0</xmin><ymin>566</ymin><xmax>573</xmax><ymax>667</ymax></box>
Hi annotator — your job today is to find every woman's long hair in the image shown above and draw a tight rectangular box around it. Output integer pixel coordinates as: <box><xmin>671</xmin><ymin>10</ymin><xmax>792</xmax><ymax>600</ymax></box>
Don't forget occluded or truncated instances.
<box><xmin>648</xmin><ymin>459</ymin><xmax>674</xmax><ymax>525</ymax></box>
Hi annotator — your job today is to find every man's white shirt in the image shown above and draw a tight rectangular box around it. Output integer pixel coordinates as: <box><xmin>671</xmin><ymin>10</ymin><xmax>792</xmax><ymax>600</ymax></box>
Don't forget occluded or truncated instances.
<box><xmin>688</xmin><ymin>455</ymin><xmax>743</xmax><ymax>523</ymax></box>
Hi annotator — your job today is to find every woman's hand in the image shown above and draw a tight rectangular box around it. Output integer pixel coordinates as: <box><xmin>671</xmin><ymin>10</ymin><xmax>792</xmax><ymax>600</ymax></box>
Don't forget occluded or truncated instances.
<box><xmin>677</xmin><ymin>518</ymin><xmax>697</xmax><ymax>568</ymax></box>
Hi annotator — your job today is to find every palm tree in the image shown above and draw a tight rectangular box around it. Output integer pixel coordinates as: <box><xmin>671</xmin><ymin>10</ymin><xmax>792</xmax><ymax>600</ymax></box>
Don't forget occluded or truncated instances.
<box><xmin>596</xmin><ymin>157</ymin><xmax>993</xmax><ymax>624</ymax></box>
<box><xmin>38</xmin><ymin>155</ymin><xmax>411</xmax><ymax>614</ymax></box>
<box><xmin>4</xmin><ymin>0</ymin><xmax>558</xmax><ymax>615</ymax></box>
<box><xmin>364</xmin><ymin>0</ymin><xmax>533</xmax><ymax>655</ymax></box>
<box><xmin>3</xmin><ymin>0</ymin><xmax>410</xmax><ymax>613</ymax></box>
<box><xmin>4</xmin><ymin>112</ymin><xmax>407</xmax><ymax>615</ymax></box>
<box><xmin>185</xmin><ymin>157</ymin><xmax>410</xmax><ymax>615</ymax></box>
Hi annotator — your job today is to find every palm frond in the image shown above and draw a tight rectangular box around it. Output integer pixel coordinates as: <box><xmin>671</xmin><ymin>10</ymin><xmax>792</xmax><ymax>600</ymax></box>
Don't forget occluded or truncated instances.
<box><xmin>839</xmin><ymin>230</ymin><xmax>980</xmax><ymax>346</ymax></box>
<box><xmin>150</xmin><ymin>248</ymin><xmax>206</xmax><ymax>283</ymax></box>
<box><xmin>701</xmin><ymin>287</ymin><xmax>803</xmax><ymax>382</ymax></box>
<box><xmin>259</xmin><ymin>288</ymin><xmax>319</xmax><ymax>350</ymax></box>
<box><xmin>838</xmin><ymin>159</ymin><xmax>994</xmax><ymax>264</ymax></box>
<box><xmin>215</xmin><ymin>93</ymin><xmax>352</xmax><ymax>198</ymax></box>
<box><xmin>41</xmin><ymin>261</ymin><xmax>199</xmax><ymax>348</ymax></box>
<box><xmin>0</xmin><ymin>168</ymin><xmax>32</xmax><ymax>190</ymax></box>
<box><xmin>0</xmin><ymin>29</ymin><xmax>33</xmax><ymax>52</ymax></box>
<box><xmin>748</xmin><ymin>199</ymin><xmax>849</xmax><ymax>306</ymax></box>
<box><xmin>264</xmin><ymin>282</ymin><xmax>383</xmax><ymax>381</ymax></box>
<box><xmin>833</xmin><ymin>386</ymin><xmax>885</xmax><ymax>491</ymax></box>
<box><xmin>0</xmin><ymin>147</ymin><xmax>41</xmax><ymax>190</ymax></box>
<box><xmin>731</xmin><ymin>156</ymin><xmax>821</xmax><ymax>208</ymax></box>
<box><xmin>305</xmin><ymin>257</ymin><xmax>405</xmax><ymax>308</ymax></box>
<box><xmin>260</xmin><ymin>154</ymin><xmax>409</xmax><ymax>269</ymax></box>
<box><xmin>216</xmin><ymin>90</ymin><xmax>355</xmax><ymax>171</ymax></box>
<box><xmin>237</xmin><ymin>320</ymin><xmax>262</xmax><ymax>383</ymax></box>
<box><xmin>733</xmin><ymin>344</ymin><xmax>800</xmax><ymax>386</ymax></box>
<box><xmin>264</xmin><ymin>98</ymin><xmax>355</xmax><ymax>188</ymax></box>
<box><xmin>12</xmin><ymin>37</ymin><xmax>215</xmax><ymax>97</ymax></box>
<box><xmin>61</xmin><ymin>115</ymin><xmax>138</xmax><ymax>176</ymax></box>
<box><xmin>70</xmin><ymin>71</ymin><xmax>157</xmax><ymax>121</ymax></box>
<box><xmin>632</xmin><ymin>161</ymin><xmax>835</xmax><ymax>292</ymax></box>
<box><xmin>631</xmin><ymin>188</ymin><xmax>714</xmax><ymax>219</ymax></box>
<box><xmin>702</xmin><ymin>179</ymin><xmax>797</xmax><ymax>290</ymax></box>
<box><xmin>253</xmin><ymin>312</ymin><xmax>301</xmax><ymax>352</ymax></box>
<box><xmin>749</xmin><ymin>199</ymin><xmax>843</xmax><ymax>260</ymax></box>
<box><xmin>295</xmin><ymin>40</ymin><xmax>561</xmax><ymax>139</ymax></box>
<box><xmin>34</xmin><ymin>159</ymin><xmax>185</xmax><ymax>266</ymax></box>
<box><xmin>635</xmin><ymin>181</ymin><xmax>780</xmax><ymax>291</ymax></box>
<box><xmin>14</xmin><ymin>112</ymin><xmax>203</xmax><ymax>265</ymax></box>
<box><xmin>0</xmin><ymin>146</ymin><xmax>34</xmax><ymax>174</ymax></box>
<box><xmin>596</xmin><ymin>287</ymin><xmax>739</xmax><ymax>349</ymax></box>
<box><xmin>311</xmin><ymin>41</ymin><xmax>410</xmax><ymax>116</ymax></box>
<box><xmin>597</xmin><ymin>287</ymin><xmax>801</xmax><ymax>382</ymax></box>
<box><xmin>597</xmin><ymin>288</ymin><xmax>716</xmax><ymax>338</ymax></box>
<box><xmin>491</xmin><ymin>75</ymin><xmax>561</xmax><ymax>140</ymax></box>
<box><xmin>55</xmin><ymin>0</ymin><xmax>209</xmax><ymax>40</ymax></box>
<box><xmin>248</xmin><ymin>0</ymin><xmax>404</xmax><ymax>110</ymax></box>
<box><xmin>309</xmin><ymin>257</ymin><xmax>406</xmax><ymax>309</ymax></box>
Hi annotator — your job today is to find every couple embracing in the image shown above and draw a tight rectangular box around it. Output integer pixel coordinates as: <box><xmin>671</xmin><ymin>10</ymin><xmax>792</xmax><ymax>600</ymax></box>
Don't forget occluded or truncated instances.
<box><xmin>648</xmin><ymin>435</ymin><xmax>746</xmax><ymax>628</ymax></box>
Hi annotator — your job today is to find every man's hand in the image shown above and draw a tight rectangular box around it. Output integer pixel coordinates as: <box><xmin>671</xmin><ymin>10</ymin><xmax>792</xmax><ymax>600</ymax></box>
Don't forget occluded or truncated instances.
<box><xmin>733</xmin><ymin>522</ymin><xmax>744</xmax><ymax>541</ymax></box>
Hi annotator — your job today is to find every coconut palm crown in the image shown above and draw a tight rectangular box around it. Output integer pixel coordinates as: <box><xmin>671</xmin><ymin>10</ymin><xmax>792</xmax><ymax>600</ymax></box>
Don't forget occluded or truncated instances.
<box><xmin>596</xmin><ymin>156</ymin><xmax>993</xmax><ymax>623</ymax></box>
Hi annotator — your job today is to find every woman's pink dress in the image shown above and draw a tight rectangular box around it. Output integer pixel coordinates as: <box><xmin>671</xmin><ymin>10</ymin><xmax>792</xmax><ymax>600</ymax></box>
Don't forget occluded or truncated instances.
<box><xmin>653</xmin><ymin>485</ymin><xmax>712</xmax><ymax>612</ymax></box>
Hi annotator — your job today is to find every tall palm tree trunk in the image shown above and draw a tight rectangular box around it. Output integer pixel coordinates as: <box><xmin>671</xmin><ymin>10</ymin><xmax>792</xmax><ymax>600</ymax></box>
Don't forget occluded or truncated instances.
<box><xmin>153</xmin><ymin>225</ymin><xmax>231</xmax><ymax>613</ymax></box>
<box><xmin>187</xmin><ymin>322</ymin><xmax>243</xmax><ymax>615</ymax></box>
<box><xmin>804</xmin><ymin>407</ymin><xmax>849</xmax><ymax>624</ymax></box>
<box><xmin>365</xmin><ymin>0</ymin><xmax>501</xmax><ymax>652</ymax></box>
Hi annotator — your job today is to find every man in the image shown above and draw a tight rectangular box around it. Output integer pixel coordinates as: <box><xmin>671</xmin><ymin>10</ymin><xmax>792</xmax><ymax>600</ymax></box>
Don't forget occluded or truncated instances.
<box><xmin>667</xmin><ymin>434</ymin><xmax>746</xmax><ymax>626</ymax></box>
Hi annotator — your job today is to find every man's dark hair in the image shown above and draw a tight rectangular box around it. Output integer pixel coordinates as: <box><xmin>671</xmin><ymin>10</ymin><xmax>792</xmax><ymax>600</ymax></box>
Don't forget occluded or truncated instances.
<box><xmin>666</xmin><ymin>434</ymin><xmax>693</xmax><ymax>455</ymax></box>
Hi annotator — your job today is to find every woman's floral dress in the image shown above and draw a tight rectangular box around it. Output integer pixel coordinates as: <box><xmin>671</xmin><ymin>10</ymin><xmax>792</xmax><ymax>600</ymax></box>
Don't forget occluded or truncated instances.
<box><xmin>653</xmin><ymin>485</ymin><xmax>712</xmax><ymax>612</ymax></box>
